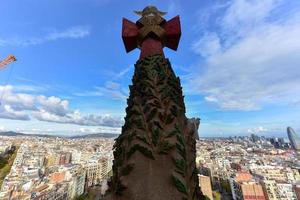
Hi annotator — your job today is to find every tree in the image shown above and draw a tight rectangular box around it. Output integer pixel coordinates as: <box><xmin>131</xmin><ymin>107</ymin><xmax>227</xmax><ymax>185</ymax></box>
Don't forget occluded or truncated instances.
<box><xmin>213</xmin><ymin>191</ymin><xmax>221</xmax><ymax>200</ymax></box>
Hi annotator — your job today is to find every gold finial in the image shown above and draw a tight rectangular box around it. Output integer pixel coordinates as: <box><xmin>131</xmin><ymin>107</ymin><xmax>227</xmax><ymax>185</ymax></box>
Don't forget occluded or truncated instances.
<box><xmin>134</xmin><ymin>6</ymin><xmax>167</xmax><ymax>17</ymax></box>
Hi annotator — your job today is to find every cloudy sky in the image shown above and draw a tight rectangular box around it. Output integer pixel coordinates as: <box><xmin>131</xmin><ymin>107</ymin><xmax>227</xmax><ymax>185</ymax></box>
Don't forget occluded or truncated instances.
<box><xmin>0</xmin><ymin>0</ymin><xmax>299</xmax><ymax>137</ymax></box>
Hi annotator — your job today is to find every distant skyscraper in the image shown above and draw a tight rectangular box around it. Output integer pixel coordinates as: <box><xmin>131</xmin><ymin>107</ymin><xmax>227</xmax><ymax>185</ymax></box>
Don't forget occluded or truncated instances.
<box><xmin>251</xmin><ymin>134</ymin><xmax>260</xmax><ymax>143</ymax></box>
<box><xmin>287</xmin><ymin>127</ymin><xmax>300</xmax><ymax>150</ymax></box>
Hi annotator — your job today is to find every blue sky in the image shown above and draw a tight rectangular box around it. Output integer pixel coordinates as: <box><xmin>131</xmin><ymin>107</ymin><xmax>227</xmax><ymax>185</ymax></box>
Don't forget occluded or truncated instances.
<box><xmin>0</xmin><ymin>0</ymin><xmax>299</xmax><ymax>137</ymax></box>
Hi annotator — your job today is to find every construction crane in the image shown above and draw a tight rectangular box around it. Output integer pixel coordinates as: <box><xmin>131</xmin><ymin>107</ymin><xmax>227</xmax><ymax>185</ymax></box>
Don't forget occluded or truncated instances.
<box><xmin>0</xmin><ymin>54</ymin><xmax>16</xmax><ymax>69</ymax></box>
<box><xmin>0</xmin><ymin>54</ymin><xmax>17</xmax><ymax>105</ymax></box>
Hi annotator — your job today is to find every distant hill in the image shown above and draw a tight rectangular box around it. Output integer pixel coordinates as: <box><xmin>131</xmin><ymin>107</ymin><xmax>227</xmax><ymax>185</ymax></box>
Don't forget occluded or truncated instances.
<box><xmin>0</xmin><ymin>131</ymin><xmax>119</xmax><ymax>139</ymax></box>
<box><xmin>69</xmin><ymin>133</ymin><xmax>119</xmax><ymax>139</ymax></box>
<box><xmin>0</xmin><ymin>131</ymin><xmax>23</xmax><ymax>137</ymax></box>
<box><xmin>0</xmin><ymin>131</ymin><xmax>57</xmax><ymax>138</ymax></box>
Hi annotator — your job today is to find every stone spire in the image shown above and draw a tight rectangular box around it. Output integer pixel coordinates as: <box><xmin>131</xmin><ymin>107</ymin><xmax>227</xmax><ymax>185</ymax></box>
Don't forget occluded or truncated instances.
<box><xmin>104</xmin><ymin>6</ymin><xmax>204</xmax><ymax>200</ymax></box>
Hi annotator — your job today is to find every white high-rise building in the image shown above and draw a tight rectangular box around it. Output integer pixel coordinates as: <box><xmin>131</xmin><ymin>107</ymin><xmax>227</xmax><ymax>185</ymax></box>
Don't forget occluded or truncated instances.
<box><xmin>86</xmin><ymin>156</ymin><xmax>112</xmax><ymax>187</ymax></box>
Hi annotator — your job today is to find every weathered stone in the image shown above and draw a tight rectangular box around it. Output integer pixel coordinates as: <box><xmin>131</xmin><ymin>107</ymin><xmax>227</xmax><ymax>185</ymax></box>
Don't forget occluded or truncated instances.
<box><xmin>104</xmin><ymin>6</ymin><xmax>204</xmax><ymax>200</ymax></box>
<box><xmin>105</xmin><ymin>55</ymin><xmax>204</xmax><ymax>200</ymax></box>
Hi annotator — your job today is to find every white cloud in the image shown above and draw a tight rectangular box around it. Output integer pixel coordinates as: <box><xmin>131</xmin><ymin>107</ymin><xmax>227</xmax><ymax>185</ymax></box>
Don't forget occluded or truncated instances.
<box><xmin>36</xmin><ymin>96</ymin><xmax>69</xmax><ymax>116</ymax></box>
<box><xmin>74</xmin><ymin>90</ymin><xmax>103</xmax><ymax>97</ymax></box>
<box><xmin>45</xmin><ymin>26</ymin><xmax>90</xmax><ymax>40</ymax></box>
<box><xmin>222</xmin><ymin>0</ymin><xmax>280</xmax><ymax>33</ymax></box>
<box><xmin>191</xmin><ymin>32</ymin><xmax>221</xmax><ymax>57</ymax></box>
<box><xmin>33</xmin><ymin>110</ymin><xmax>123</xmax><ymax>127</ymax></box>
<box><xmin>247</xmin><ymin>126</ymin><xmax>268</xmax><ymax>134</ymax></box>
<box><xmin>95</xmin><ymin>85</ymin><xmax>127</xmax><ymax>100</ymax></box>
<box><xmin>74</xmin><ymin>64</ymin><xmax>132</xmax><ymax>99</ymax></box>
<box><xmin>13</xmin><ymin>84</ymin><xmax>47</xmax><ymax>93</ymax></box>
<box><xmin>0</xmin><ymin>26</ymin><xmax>90</xmax><ymax>47</ymax></box>
<box><xmin>0</xmin><ymin>85</ymin><xmax>123</xmax><ymax>127</ymax></box>
<box><xmin>190</xmin><ymin>0</ymin><xmax>300</xmax><ymax>111</ymax></box>
<box><xmin>73</xmin><ymin>126</ymin><xmax>121</xmax><ymax>135</ymax></box>
<box><xmin>105</xmin><ymin>81</ymin><xmax>120</xmax><ymax>90</ymax></box>
<box><xmin>166</xmin><ymin>0</ymin><xmax>182</xmax><ymax>17</ymax></box>
<box><xmin>75</xmin><ymin>81</ymin><xmax>127</xmax><ymax>100</ymax></box>
<box><xmin>0</xmin><ymin>86</ymin><xmax>36</xmax><ymax>111</ymax></box>
<box><xmin>0</xmin><ymin>105</ymin><xmax>30</xmax><ymax>121</ymax></box>
<box><xmin>113</xmin><ymin>66</ymin><xmax>131</xmax><ymax>80</ymax></box>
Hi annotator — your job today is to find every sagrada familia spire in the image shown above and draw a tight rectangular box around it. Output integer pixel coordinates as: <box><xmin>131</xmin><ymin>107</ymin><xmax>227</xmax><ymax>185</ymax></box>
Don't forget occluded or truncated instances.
<box><xmin>104</xmin><ymin>6</ymin><xmax>204</xmax><ymax>200</ymax></box>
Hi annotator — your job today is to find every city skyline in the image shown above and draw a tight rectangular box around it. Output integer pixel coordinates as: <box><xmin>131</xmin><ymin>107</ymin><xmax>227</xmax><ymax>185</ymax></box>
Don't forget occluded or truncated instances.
<box><xmin>0</xmin><ymin>0</ymin><xmax>300</xmax><ymax>137</ymax></box>
<box><xmin>0</xmin><ymin>133</ymin><xmax>298</xmax><ymax>199</ymax></box>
